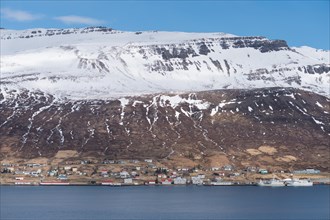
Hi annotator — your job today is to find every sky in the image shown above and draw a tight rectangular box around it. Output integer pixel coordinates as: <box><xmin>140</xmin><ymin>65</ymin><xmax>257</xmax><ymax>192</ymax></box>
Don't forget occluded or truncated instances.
<box><xmin>0</xmin><ymin>1</ymin><xmax>329</xmax><ymax>49</ymax></box>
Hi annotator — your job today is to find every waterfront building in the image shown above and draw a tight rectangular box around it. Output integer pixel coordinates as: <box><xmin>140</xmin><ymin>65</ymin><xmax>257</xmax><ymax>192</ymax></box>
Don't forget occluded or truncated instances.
<box><xmin>174</xmin><ymin>177</ymin><xmax>187</xmax><ymax>185</ymax></box>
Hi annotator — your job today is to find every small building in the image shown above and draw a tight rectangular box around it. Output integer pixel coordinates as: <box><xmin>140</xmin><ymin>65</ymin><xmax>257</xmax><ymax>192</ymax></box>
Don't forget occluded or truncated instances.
<box><xmin>15</xmin><ymin>177</ymin><xmax>24</xmax><ymax>180</ymax></box>
<box><xmin>124</xmin><ymin>178</ymin><xmax>133</xmax><ymax>184</ymax></box>
<box><xmin>120</xmin><ymin>171</ymin><xmax>130</xmax><ymax>178</ymax></box>
<box><xmin>2</xmin><ymin>163</ymin><xmax>13</xmax><ymax>167</ymax></box>
<box><xmin>223</xmin><ymin>165</ymin><xmax>234</xmax><ymax>171</ymax></box>
<box><xmin>7</xmin><ymin>167</ymin><xmax>15</xmax><ymax>172</ymax></box>
<box><xmin>64</xmin><ymin>166</ymin><xmax>72</xmax><ymax>171</ymax></box>
<box><xmin>48</xmin><ymin>170</ymin><xmax>58</xmax><ymax>177</ymax></box>
<box><xmin>246</xmin><ymin>166</ymin><xmax>257</xmax><ymax>172</ymax></box>
<box><xmin>144</xmin><ymin>159</ymin><xmax>153</xmax><ymax>163</ymax></box>
<box><xmin>145</xmin><ymin>181</ymin><xmax>156</xmax><ymax>185</ymax></box>
<box><xmin>148</xmin><ymin>164</ymin><xmax>157</xmax><ymax>169</ymax></box>
<box><xmin>161</xmin><ymin>179</ymin><xmax>172</xmax><ymax>185</ymax></box>
<box><xmin>174</xmin><ymin>177</ymin><xmax>187</xmax><ymax>185</ymax></box>
<box><xmin>259</xmin><ymin>169</ymin><xmax>268</xmax><ymax>174</ymax></box>
<box><xmin>158</xmin><ymin>174</ymin><xmax>167</xmax><ymax>179</ymax></box>
<box><xmin>177</xmin><ymin>168</ymin><xmax>189</xmax><ymax>172</ymax></box>
<box><xmin>211</xmin><ymin>167</ymin><xmax>221</xmax><ymax>171</ymax></box>
<box><xmin>131</xmin><ymin>171</ymin><xmax>138</xmax><ymax>177</ymax></box>
<box><xmin>58</xmin><ymin>174</ymin><xmax>68</xmax><ymax>180</ymax></box>
<box><xmin>100</xmin><ymin>170</ymin><xmax>108</xmax><ymax>175</ymax></box>
<box><xmin>30</xmin><ymin>171</ymin><xmax>39</xmax><ymax>177</ymax></box>
<box><xmin>197</xmin><ymin>174</ymin><xmax>205</xmax><ymax>179</ymax></box>
<box><xmin>232</xmin><ymin>172</ymin><xmax>241</xmax><ymax>176</ymax></box>
<box><xmin>72</xmin><ymin>167</ymin><xmax>78</xmax><ymax>172</ymax></box>
<box><xmin>27</xmin><ymin>163</ymin><xmax>41</xmax><ymax>167</ymax></box>
<box><xmin>191</xmin><ymin>177</ymin><xmax>203</xmax><ymax>185</ymax></box>
<box><xmin>170</xmin><ymin>174</ymin><xmax>177</xmax><ymax>178</ymax></box>
<box><xmin>293</xmin><ymin>169</ymin><xmax>321</xmax><ymax>174</ymax></box>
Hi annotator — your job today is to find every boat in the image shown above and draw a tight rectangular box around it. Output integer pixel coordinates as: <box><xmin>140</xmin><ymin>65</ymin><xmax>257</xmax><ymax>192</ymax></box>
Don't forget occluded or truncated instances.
<box><xmin>285</xmin><ymin>179</ymin><xmax>313</xmax><ymax>186</ymax></box>
<box><xmin>209</xmin><ymin>181</ymin><xmax>233</xmax><ymax>186</ymax></box>
<box><xmin>101</xmin><ymin>182</ymin><xmax>121</xmax><ymax>186</ymax></box>
<box><xmin>15</xmin><ymin>181</ymin><xmax>31</xmax><ymax>185</ymax></box>
<box><xmin>257</xmin><ymin>179</ymin><xmax>285</xmax><ymax>187</ymax></box>
<box><xmin>111</xmin><ymin>183</ymin><xmax>122</xmax><ymax>186</ymax></box>
<box><xmin>39</xmin><ymin>182</ymin><xmax>70</xmax><ymax>186</ymax></box>
<box><xmin>101</xmin><ymin>181</ymin><xmax>114</xmax><ymax>186</ymax></box>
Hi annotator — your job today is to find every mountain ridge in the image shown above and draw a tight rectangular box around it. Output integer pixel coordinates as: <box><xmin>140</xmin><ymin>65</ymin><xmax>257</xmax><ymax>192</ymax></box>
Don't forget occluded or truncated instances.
<box><xmin>1</xmin><ymin>27</ymin><xmax>329</xmax><ymax>100</ymax></box>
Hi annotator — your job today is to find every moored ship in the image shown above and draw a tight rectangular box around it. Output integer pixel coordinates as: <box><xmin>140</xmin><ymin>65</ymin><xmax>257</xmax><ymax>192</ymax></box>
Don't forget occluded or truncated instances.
<box><xmin>285</xmin><ymin>179</ymin><xmax>313</xmax><ymax>187</ymax></box>
<box><xmin>39</xmin><ymin>182</ymin><xmax>70</xmax><ymax>186</ymax></box>
<box><xmin>257</xmin><ymin>179</ymin><xmax>285</xmax><ymax>187</ymax></box>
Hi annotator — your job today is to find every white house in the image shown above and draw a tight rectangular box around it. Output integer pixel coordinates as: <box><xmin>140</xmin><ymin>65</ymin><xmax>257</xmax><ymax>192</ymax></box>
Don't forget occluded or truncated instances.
<box><xmin>124</xmin><ymin>178</ymin><xmax>133</xmax><ymax>184</ymax></box>
<box><xmin>161</xmin><ymin>179</ymin><xmax>172</xmax><ymax>185</ymax></box>
<box><xmin>197</xmin><ymin>174</ymin><xmax>205</xmax><ymax>179</ymax></box>
<box><xmin>64</xmin><ymin>166</ymin><xmax>72</xmax><ymax>171</ymax></box>
<box><xmin>120</xmin><ymin>171</ymin><xmax>130</xmax><ymax>178</ymax></box>
<box><xmin>100</xmin><ymin>170</ymin><xmax>108</xmax><ymax>175</ymax></box>
<box><xmin>58</xmin><ymin>174</ymin><xmax>68</xmax><ymax>180</ymax></box>
<box><xmin>174</xmin><ymin>177</ymin><xmax>187</xmax><ymax>185</ymax></box>
<box><xmin>191</xmin><ymin>177</ymin><xmax>203</xmax><ymax>185</ymax></box>
<box><xmin>223</xmin><ymin>165</ymin><xmax>234</xmax><ymax>171</ymax></box>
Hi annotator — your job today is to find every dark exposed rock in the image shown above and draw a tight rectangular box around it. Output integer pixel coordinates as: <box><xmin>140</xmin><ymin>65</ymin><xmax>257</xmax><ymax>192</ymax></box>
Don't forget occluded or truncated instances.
<box><xmin>284</xmin><ymin>76</ymin><xmax>302</xmax><ymax>85</ymax></box>
<box><xmin>314</xmin><ymin>65</ymin><xmax>330</xmax><ymax>74</ymax></box>
<box><xmin>209</xmin><ymin>58</ymin><xmax>223</xmax><ymax>72</ymax></box>
<box><xmin>131</xmin><ymin>36</ymin><xmax>299</xmax><ymax>76</ymax></box>
<box><xmin>246</xmin><ymin>68</ymin><xmax>275</xmax><ymax>82</ymax></box>
<box><xmin>150</xmin><ymin>60</ymin><xmax>174</xmax><ymax>73</ymax></box>
<box><xmin>224</xmin><ymin>59</ymin><xmax>230</xmax><ymax>75</ymax></box>
<box><xmin>306</xmin><ymin>65</ymin><xmax>315</xmax><ymax>74</ymax></box>
<box><xmin>198</xmin><ymin>43</ymin><xmax>211</xmax><ymax>55</ymax></box>
<box><xmin>306</xmin><ymin>64</ymin><xmax>330</xmax><ymax>74</ymax></box>
<box><xmin>1</xmin><ymin>27</ymin><xmax>114</xmax><ymax>40</ymax></box>
<box><xmin>219</xmin><ymin>40</ymin><xmax>230</xmax><ymax>49</ymax></box>
<box><xmin>157</xmin><ymin>46</ymin><xmax>197</xmax><ymax>60</ymax></box>
<box><xmin>233</xmin><ymin>38</ymin><xmax>289</xmax><ymax>53</ymax></box>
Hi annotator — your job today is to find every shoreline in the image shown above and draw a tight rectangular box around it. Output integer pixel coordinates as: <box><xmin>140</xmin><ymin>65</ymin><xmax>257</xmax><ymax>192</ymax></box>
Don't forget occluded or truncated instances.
<box><xmin>1</xmin><ymin>182</ymin><xmax>329</xmax><ymax>187</ymax></box>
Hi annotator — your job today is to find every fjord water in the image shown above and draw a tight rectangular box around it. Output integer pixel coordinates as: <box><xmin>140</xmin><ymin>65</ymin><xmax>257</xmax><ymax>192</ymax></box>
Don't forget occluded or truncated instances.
<box><xmin>1</xmin><ymin>185</ymin><xmax>329</xmax><ymax>220</ymax></box>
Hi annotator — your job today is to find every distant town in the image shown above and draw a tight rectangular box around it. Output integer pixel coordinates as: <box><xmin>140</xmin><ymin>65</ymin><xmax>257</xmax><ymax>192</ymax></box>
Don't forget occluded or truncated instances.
<box><xmin>1</xmin><ymin>158</ymin><xmax>329</xmax><ymax>186</ymax></box>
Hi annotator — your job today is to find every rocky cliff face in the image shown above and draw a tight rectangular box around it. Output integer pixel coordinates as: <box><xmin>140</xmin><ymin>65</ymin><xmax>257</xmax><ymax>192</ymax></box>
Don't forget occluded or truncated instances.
<box><xmin>1</xmin><ymin>87</ymin><xmax>329</xmax><ymax>170</ymax></box>
<box><xmin>0</xmin><ymin>26</ymin><xmax>114</xmax><ymax>40</ymax></box>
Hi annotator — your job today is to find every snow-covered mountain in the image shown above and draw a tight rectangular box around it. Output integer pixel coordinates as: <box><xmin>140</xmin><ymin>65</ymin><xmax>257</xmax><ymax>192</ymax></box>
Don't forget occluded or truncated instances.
<box><xmin>1</xmin><ymin>26</ymin><xmax>329</xmax><ymax>99</ymax></box>
<box><xmin>1</xmin><ymin>27</ymin><xmax>329</xmax><ymax>166</ymax></box>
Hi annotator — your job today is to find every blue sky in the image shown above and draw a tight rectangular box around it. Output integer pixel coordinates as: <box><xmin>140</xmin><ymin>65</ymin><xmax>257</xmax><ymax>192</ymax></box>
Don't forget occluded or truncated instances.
<box><xmin>1</xmin><ymin>1</ymin><xmax>329</xmax><ymax>49</ymax></box>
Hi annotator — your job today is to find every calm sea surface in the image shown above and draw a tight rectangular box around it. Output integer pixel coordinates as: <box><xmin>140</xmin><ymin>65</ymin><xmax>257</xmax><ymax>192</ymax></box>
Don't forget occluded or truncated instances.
<box><xmin>1</xmin><ymin>185</ymin><xmax>329</xmax><ymax>220</ymax></box>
